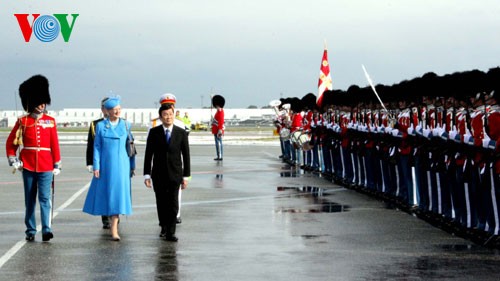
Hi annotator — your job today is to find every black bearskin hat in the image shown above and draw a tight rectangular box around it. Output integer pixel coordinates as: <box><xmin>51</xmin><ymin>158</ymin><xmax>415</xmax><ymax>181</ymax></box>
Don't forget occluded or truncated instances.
<box><xmin>212</xmin><ymin>95</ymin><xmax>225</xmax><ymax>108</ymax></box>
<box><xmin>301</xmin><ymin>93</ymin><xmax>317</xmax><ymax>110</ymax></box>
<box><xmin>19</xmin><ymin>75</ymin><xmax>51</xmax><ymax>113</ymax></box>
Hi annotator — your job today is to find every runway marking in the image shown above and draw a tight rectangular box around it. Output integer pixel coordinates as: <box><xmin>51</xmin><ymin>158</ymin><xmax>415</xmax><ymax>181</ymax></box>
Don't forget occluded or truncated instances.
<box><xmin>0</xmin><ymin>182</ymin><xmax>90</xmax><ymax>270</ymax></box>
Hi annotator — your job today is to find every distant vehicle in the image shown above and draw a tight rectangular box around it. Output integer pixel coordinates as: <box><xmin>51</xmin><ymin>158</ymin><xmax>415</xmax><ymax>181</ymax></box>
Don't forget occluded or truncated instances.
<box><xmin>191</xmin><ymin>122</ymin><xmax>208</xmax><ymax>131</ymax></box>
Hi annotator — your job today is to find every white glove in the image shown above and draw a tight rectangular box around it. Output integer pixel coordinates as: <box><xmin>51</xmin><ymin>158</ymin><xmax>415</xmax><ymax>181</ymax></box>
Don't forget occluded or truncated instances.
<box><xmin>483</xmin><ymin>138</ymin><xmax>496</xmax><ymax>150</ymax></box>
<box><xmin>12</xmin><ymin>160</ymin><xmax>23</xmax><ymax>171</ymax></box>
<box><xmin>432</xmin><ymin>127</ymin><xmax>440</xmax><ymax>137</ymax></box>
<box><xmin>415</xmin><ymin>125</ymin><xmax>422</xmax><ymax>135</ymax></box>
<box><xmin>423</xmin><ymin>126</ymin><xmax>432</xmax><ymax>138</ymax></box>
<box><xmin>407</xmin><ymin>124</ymin><xmax>415</xmax><ymax>136</ymax></box>
<box><xmin>391</xmin><ymin>129</ymin><xmax>401</xmax><ymax>137</ymax></box>
<box><xmin>448</xmin><ymin>130</ymin><xmax>457</xmax><ymax>141</ymax></box>
<box><xmin>53</xmin><ymin>168</ymin><xmax>61</xmax><ymax>176</ymax></box>
<box><xmin>463</xmin><ymin>129</ymin><xmax>474</xmax><ymax>145</ymax></box>
<box><xmin>87</xmin><ymin>165</ymin><xmax>93</xmax><ymax>173</ymax></box>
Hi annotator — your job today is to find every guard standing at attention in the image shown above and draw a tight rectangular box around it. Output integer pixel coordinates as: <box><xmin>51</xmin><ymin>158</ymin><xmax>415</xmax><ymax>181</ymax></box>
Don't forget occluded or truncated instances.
<box><xmin>211</xmin><ymin>95</ymin><xmax>225</xmax><ymax>161</ymax></box>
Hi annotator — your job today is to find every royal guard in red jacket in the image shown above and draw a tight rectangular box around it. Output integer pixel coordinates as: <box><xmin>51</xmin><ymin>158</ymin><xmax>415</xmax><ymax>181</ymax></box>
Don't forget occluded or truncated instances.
<box><xmin>5</xmin><ymin>75</ymin><xmax>61</xmax><ymax>242</ymax></box>
<box><xmin>395</xmin><ymin>100</ymin><xmax>412</xmax><ymax>204</ymax></box>
<box><xmin>469</xmin><ymin>92</ymin><xmax>494</xmax><ymax>232</ymax></box>
<box><xmin>211</xmin><ymin>95</ymin><xmax>225</xmax><ymax>161</ymax></box>
<box><xmin>484</xmin><ymin>91</ymin><xmax>500</xmax><ymax>235</ymax></box>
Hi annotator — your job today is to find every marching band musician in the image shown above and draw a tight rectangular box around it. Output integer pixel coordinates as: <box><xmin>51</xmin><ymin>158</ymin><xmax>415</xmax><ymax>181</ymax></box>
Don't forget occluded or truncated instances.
<box><xmin>273</xmin><ymin>100</ymin><xmax>292</xmax><ymax>163</ymax></box>
<box><xmin>281</xmin><ymin>102</ymin><xmax>292</xmax><ymax>163</ymax></box>
<box><xmin>301</xmin><ymin>94</ymin><xmax>315</xmax><ymax>170</ymax></box>
<box><xmin>289</xmin><ymin>99</ymin><xmax>303</xmax><ymax>166</ymax></box>
<box><xmin>302</xmin><ymin>107</ymin><xmax>313</xmax><ymax>170</ymax></box>
<box><xmin>6</xmin><ymin>75</ymin><xmax>61</xmax><ymax>242</ymax></box>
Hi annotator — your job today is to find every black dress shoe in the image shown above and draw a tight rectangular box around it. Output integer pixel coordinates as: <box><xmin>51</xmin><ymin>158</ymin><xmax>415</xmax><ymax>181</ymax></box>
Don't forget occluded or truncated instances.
<box><xmin>176</xmin><ymin>217</ymin><xmax>182</xmax><ymax>224</ymax></box>
<box><xmin>25</xmin><ymin>235</ymin><xmax>35</xmax><ymax>242</ymax></box>
<box><xmin>214</xmin><ymin>157</ymin><xmax>221</xmax><ymax>161</ymax></box>
<box><xmin>165</xmin><ymin>235</ymin><xmax>178</xmax><ymax>242</ymax></box>
<box><xmin>102</xmin><ymin>223</ymin><xmax>111</xmax><ymax>229</ymax></box>
<box><xmin>159</xmin><ymin>227</ymin><xmax>167</xmax><ymax>238</ymax></box>
<box><xmin>42</xmin><ymin>232</ymin><xmax>54</xmax><ymax>242</ymax></box>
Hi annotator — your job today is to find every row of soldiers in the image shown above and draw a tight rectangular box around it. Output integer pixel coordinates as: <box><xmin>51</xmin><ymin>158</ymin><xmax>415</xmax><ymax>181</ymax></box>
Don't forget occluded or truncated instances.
<box><xmin>275</xmin><ymin>68</ymin><xmax>500</xmax><ymax>243</ymax></box>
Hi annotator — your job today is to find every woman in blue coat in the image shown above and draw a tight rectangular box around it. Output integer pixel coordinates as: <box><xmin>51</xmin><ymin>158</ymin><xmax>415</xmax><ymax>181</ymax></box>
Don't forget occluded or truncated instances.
<box><xmin>83</xmin><ymin>96</ymin><xmax>135</xmax><ymax>241</ymax></box>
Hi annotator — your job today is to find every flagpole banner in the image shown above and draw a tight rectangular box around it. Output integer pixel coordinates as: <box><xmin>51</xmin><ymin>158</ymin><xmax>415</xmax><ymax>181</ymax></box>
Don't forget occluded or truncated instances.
<box><xmin>317</xmin><ymin>48</ymin><xmax>332</xmax><ymax>107</ymax></box>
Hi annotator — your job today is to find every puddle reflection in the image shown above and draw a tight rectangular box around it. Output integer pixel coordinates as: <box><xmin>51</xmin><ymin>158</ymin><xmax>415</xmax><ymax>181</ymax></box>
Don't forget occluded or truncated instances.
<box><xmin>213</xmin><ymin>174</ymin><xmax>223</xmax><ymax>188</ymax></box>
<box><xmin>276</xmin><ymin>186</ymin><xmax>349</xmax><ymax>213</ymax></box>
<box><xmin>280</xmin><ymin>171</ymin><xmax>300</xmax><ymax>178</ymax></box>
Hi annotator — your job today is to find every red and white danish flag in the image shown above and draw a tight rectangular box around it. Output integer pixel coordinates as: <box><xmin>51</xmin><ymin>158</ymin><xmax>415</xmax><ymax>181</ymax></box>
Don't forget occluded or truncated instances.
<box><xmin>317</xmin><ymin>46</ymin><xmax>332</xmax><ymax>108</ymax></box>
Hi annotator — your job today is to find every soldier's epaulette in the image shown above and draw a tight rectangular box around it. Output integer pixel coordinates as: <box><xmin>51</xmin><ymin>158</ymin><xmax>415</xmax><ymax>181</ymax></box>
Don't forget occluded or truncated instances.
<box><xmin>16</xmin><ymin>114</ymin><xmax>30</xmax><ymax>125</ymax></box>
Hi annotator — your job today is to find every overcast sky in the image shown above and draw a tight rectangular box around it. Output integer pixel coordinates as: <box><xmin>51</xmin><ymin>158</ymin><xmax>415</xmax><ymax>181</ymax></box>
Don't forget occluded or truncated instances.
<box><xmin>1</xmin><ymin>0</ymin><xmax>499</xmax><ymax>110</ymax></box>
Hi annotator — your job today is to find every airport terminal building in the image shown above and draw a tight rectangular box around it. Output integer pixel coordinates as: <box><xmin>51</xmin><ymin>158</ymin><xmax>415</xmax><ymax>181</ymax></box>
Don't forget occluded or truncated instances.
<box><xmin>0</xmin><ymin>108</ymin><xmax>276</xmax><ymax>128</ymax></box>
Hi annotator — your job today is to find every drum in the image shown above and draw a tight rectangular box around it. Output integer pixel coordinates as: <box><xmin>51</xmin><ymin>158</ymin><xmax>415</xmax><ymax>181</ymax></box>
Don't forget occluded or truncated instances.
<box><xmin>290</xmin><ymin>131</ymin><xmax>302</xmax><ymax>149</ymax></box>
<box><xmin>298</xmin><ymin>132</ymin><xmax>313</xmax><ymax>151</ymax></box>
<box><xmin>279</xmin><ymin>128</ymin><xmax>290</xmax><ymax>140</ymax></box>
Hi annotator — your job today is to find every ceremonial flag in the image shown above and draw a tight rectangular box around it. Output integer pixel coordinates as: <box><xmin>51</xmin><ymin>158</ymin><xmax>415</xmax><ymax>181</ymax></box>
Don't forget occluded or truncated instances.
<box><xmin>317</xmin><ymin>45</ymin><xmax>332</xmax><ymax>108</ymax></box>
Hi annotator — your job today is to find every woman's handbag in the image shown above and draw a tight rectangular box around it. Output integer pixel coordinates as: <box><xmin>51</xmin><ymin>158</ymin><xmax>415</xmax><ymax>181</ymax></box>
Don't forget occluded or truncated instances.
<box><xmin>125</xmin><ymin>121</ymin><xmax>137</xmax><ymax>157</ymax></box>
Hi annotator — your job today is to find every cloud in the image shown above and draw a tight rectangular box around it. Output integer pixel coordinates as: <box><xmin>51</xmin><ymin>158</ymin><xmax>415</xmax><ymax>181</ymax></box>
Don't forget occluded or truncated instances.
<box><xmin>1</xmin><ymin>0</ymin><xmax>500</xmax><ymax>110</ymax></box>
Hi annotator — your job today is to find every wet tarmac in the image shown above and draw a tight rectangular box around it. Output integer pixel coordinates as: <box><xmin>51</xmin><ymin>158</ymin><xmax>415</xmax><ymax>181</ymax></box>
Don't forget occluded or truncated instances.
<box><xmin>1</xmin><ymin>141</ymin><xmax>500</xmax><ymax>280</ymax></box>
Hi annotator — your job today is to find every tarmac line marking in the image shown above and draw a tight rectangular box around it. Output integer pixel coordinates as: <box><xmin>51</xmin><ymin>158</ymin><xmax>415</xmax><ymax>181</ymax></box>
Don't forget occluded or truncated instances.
<box><xmin>0</xmin><ymin>182</ymin><xmax>90</xmax><ymax>270</ymax></box>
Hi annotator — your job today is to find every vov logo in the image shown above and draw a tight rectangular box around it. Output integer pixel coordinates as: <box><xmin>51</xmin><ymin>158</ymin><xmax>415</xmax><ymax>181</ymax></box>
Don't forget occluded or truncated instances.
<box><xmin>14</xmin><ymin>14</ymin><xmax>79</xmax><ymax>42</ymax></box>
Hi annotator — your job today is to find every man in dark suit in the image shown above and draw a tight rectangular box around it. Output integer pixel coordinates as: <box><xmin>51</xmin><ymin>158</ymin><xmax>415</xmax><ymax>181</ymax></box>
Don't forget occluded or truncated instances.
<box><xmin>144</xmin><ymin>103</ymin><xmax>191</xmax><ymax>242</ymax></box>
<box><xmin>86</xmin><ymin>97</ymin><xmax>111</xmax><ymax>229</ymax></box>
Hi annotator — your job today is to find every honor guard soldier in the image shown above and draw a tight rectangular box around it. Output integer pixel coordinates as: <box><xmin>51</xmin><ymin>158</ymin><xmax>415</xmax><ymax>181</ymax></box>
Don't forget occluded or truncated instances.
<box><xmin>211</xmin><ymin>95</ymin><xmax>225</xmax><ymax>161</ymax></box>
<box><xmin>6</xmin><ymin>75</ymin><xmax>61</xmax><ymax>242</ymax></box>
<box><xmin>484</xmin><ymin>90</ymin><xmax>500</xmax><ymax>236</ymax></box>
<box><xmin>486</xmin><ymin>67</ymin><xmax>500</xmax><ymax>236</ymax></box>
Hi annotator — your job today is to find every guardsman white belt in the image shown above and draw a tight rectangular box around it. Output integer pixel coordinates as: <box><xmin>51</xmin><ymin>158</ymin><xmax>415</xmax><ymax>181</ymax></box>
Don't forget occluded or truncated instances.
<box><xmin>23</xmin><ymin>147</ymin><xmax>51</xmax><ymax>151</ymax></box>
